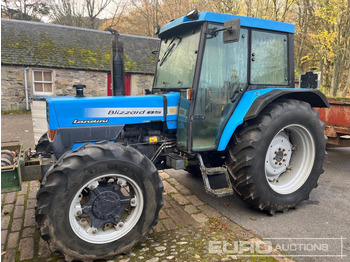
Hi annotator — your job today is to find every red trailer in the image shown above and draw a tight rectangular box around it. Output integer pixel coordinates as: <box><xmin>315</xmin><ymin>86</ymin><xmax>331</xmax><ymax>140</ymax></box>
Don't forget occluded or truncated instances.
<box><xmin>315</xmin><ymin>98</ymin><xmax>350</xmax><ymax>146</ymax></box>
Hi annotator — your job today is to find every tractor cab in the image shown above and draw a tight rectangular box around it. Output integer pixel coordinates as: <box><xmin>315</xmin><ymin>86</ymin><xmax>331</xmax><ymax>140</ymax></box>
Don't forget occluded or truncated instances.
<box><xmin>153</xmin><ymin>11</ymin><xmax>295</xmax><ymax>153</ymax></box>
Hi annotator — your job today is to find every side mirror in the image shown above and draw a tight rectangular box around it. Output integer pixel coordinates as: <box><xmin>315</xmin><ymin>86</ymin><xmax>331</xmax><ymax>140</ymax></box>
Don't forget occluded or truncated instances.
<box><xmin>223</xmin><ymin>18</ymin><xmax>241</xmax><ymax>44</ymax></box>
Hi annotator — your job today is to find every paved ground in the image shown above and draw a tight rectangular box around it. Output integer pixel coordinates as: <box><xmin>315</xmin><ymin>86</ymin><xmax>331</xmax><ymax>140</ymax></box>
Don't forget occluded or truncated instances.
<box><xmin>1</xmin><ymin>114</ymin><xmax>291</xmax><ymax>261</ymax></box>
<box><xmin>168</xmin><ymin>147</ymin><xmax>350</xmax><ymax>262</ymax></box>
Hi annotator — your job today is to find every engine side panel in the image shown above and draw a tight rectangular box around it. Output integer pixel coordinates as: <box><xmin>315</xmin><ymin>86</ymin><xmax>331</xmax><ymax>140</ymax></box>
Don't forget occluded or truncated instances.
<box><xmin>47</xmin><ymin>93</ymin><xmax>180</xmax><ymax>157</ymax></box>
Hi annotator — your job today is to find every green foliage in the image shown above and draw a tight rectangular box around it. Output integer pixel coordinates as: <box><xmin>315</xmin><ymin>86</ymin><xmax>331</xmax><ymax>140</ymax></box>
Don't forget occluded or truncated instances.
<box><xmin>124</xmin><ymin>54</ymin><xmax>138</xmax><ymax>71</ymax></box>
<box><xmin>1</xmin><ymin>110</ymin><xmax>31</xmax><ymax>115</ymax></box>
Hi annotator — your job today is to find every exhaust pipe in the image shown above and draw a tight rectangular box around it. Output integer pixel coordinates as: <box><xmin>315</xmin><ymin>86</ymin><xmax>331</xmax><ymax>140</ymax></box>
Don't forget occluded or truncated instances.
<box><xmin>106</xmin><ymin>28</ymin><xmax>124</xmax><ymax>96</ymax></box>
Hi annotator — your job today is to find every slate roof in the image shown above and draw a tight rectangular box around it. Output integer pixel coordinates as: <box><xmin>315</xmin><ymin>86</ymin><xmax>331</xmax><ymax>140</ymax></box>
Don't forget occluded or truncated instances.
<box><xmin>1</xmin><ymin>19</ymin><xmax>160</xmax><ymax>74</ymax></box>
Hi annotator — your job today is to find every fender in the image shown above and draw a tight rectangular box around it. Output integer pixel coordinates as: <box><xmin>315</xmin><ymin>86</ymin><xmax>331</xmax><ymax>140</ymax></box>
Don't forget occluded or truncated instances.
<box><xmin>244</xmin><ymin>88</ymin><xmax>329</xmax><ymax>121</ymax></box>
<box><xmin>217</xmin><ymin>88</ymin><xmax>329</xmax><ymax>151</ymax></box>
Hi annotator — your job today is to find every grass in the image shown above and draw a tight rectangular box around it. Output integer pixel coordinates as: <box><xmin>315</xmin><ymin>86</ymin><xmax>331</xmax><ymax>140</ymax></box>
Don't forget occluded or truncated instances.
<box><xmin>1</xmin><ymin>110</ymin><xmax>31</xmax><ymax>115</ymax></box>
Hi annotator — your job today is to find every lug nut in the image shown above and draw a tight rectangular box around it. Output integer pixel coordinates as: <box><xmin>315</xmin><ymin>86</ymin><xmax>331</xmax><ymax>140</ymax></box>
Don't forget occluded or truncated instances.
<box><xmin>284</xmin><ymin>153</ymin><xmax>287</xmax><ymax>156</ymax></box>
<box><xmin>92</xmin><ymin>228</ymin><xmax>97</xmax><ymax>234</ymax></box>
<box><xmin>273</xmin><ymin>157</ymin><xmax>276</xmax><ymax>160</ymax></box>
<box><xmin>131</xmin><ymin>199</ymin><xmax>135</xmax><ymax>204</ymax></box>
<box><xmin>83</xmin><ymin>208</ymin><xmax>89</xmax><ymax>213</ymax></box>
<box><xmin>118</xmin><ymin>222</ymin><xmax>124</xmax><ymax>227</ymax></box>
<box><xmin>275</xmin><ymin>151</ymin><xmax>278</xmax><ymax>154</ymax></box>
<box><xmin>117</xmin><ymin>180</ymin><xmax>122</xmax><ymax>185</ymax></box>
<box><xmin>81</xmin><ymin>218</ymin><xmax>86</xmax><ymax>222</ymax></box>
<box><xmin>76</xmin><ymin>211</ymin><xmax>82</xmax><ymax>216</ymax></box>
<box><xmin>115</xmin><ymin>218</ymin><xmax>119</xmax><ymax>222</ymax></box>
<box><xmin>283</xmin><ymin>159</ymin><xmax>286</xmax><ymax>162</ymax></box>
<box><xmin>275</xmin><ymin>162</ymin><xmax>278</xmax><ymax>165</ymax></box>
<box><xmin>279</xmin><ymin>163</ymin><xmax>282</xmax><ymax>165</ymax></box>
<box><xmin>282</xmin><ymin>149</ymin><xmax>285</xmax><ymax>152</ymax></box>
<box><xmin>90</xmin><ymin>185</ymin><xmax>95</xmax><ymax>190</ymax></box>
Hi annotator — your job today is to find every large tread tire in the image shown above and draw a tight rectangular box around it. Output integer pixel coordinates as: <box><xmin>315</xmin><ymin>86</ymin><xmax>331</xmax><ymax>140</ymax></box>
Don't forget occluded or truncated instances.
<box><xmin>35</xmin><ymin>141</ymin><xmax>163</xmax><ymax>261</ymax></box>
<box><xmin>35</xmin><ymin>133</ymin><xmax>52</xmax><ymax>155</ymax></box>
<box><xmin>226</xmin><ymin>99</ymin><xmax>326</xmax><ymax>215</ymax></box>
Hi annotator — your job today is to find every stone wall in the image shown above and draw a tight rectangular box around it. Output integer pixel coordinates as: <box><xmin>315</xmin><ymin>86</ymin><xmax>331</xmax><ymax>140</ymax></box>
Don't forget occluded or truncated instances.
<box><xmin>54</xmin><ymin>69</ymin><xmax>107</xmax><ymax>97</ymax></box>
<box><xmin>1</xmin><ymin>65</ymin><xmax>108</xmax><ymax>111</ymax></box>
<box><xmin>130</xmin><ymin>74</ymin><xmax>154</xmax><ymax>96</ymax></box>
<box><xmin>1</xmin><ymin>65</ymin><xmax>155</xmax><ymax>111</ymax></box>
<box><xmin>1</xmin><ymin>66</ymin><xmax>27</xmax><ymax>111</ymax></box>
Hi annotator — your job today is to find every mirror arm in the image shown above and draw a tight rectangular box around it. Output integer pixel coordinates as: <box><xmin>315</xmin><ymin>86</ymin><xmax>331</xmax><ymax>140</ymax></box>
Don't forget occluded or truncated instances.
<box><xmin>207</xmin><ymin>26</ymin><xmax>233</xmax><ymax>37</ymax></box>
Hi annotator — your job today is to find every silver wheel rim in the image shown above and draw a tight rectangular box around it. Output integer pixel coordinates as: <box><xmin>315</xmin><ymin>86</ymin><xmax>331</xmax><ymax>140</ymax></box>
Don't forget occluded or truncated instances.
<box><xmin>265</xmin><ymin>124</ymin><xmax>315</xmax><ymax>195</ymax></box>
<box><xmin>69</xmin><ymin>174</ymin><xmax>144</xmax><ymax>244</ymax></box>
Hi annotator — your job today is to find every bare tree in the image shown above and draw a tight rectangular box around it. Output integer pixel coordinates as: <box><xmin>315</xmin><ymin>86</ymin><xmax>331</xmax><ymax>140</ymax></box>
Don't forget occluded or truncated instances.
<box><xmin>48</xmin><ymin>0</ymin><xmax>85</xmax><ymax>27</ymax></box>
<box><xmin>1</xmin><ymin>0</ymin><xmax>49</xmax><ymax>21</ymax></box>
<box><xmin>48</xmin><ymin>0</ymin><xmax>125</xmax><ymax>29</ymax></box>
<box><xmin>85</xmin><ymin>0</ymin><xmax>111</xmax><ymax>28</ymax></box>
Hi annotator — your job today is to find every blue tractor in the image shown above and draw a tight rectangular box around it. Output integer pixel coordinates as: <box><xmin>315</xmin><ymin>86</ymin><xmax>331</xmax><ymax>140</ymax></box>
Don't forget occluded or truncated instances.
<box><xmin>34</xmin><ymin>10</ymin><xmax>328</xmax><ymax>261</ymax></box>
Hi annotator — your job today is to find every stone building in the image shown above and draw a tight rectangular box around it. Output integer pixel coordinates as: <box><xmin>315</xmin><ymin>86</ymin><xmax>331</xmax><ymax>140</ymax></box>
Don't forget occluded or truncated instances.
<box><xmin>1</xmin><ymin>19</ymin><xmax>160</xmax><ymax>111</ymax></box>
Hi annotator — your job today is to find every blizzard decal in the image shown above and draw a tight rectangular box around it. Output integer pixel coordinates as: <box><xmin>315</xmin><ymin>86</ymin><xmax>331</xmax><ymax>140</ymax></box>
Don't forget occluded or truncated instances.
<box><xmin>108</xmin><ymin>109</ymin><xmax>162</xmax><ymax>115</ymax></box>
<box><xmin>73</xmin><ymin>119</ymin><xmax>109</xmax><ymax>124</ymax></box>
<box><xmin>86</xmin><ymin>107</ymin><xmax>179</xmax><ymax>118</ymax></box>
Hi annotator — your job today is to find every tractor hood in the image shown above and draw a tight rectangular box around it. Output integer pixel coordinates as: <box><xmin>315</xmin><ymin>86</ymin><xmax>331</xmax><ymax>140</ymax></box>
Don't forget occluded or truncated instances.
<box><xmin>46</xmin><ymin>92</ymin><xmax>180</xmax><ymax>157</ymax></box>
<box><xmin>46</xmin><ymin>93</ymin><xmax>180</xmax><ymax>131</ymax></box>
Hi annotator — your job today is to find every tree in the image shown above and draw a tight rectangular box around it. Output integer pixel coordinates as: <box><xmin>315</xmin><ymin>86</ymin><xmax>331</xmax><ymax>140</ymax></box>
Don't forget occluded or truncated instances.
<box><xmin>1</xmin><ymin>0</ymin><xmax>49</xmax><ymax>21</ymax></box>
<box><xmin>48</xmin><ymin>0</ymin><xmax>85</xmax><ymax>27</ymax></box>
<box><xmin>48</xmin><ymin>0</ymin><xmax>126</xmax><ymax>29</ymax></box>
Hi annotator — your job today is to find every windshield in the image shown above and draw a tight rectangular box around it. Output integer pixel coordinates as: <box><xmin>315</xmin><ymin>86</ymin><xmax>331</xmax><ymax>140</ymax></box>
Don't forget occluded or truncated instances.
<box><xmin>154</xmin><ymin>26</ymin><xmax>201</xmax><ymax>89</ymax></box>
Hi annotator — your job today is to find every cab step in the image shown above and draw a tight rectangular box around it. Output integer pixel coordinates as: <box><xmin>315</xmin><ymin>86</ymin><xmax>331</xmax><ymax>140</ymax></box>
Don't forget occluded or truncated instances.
<box><xmin>197</xmin><ymin>154</ymin><xmax>234</xmax><ymax>197</ymax></box>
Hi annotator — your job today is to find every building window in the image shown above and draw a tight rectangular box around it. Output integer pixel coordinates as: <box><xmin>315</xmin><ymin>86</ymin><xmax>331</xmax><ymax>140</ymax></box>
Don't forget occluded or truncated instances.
<box><xmin>32</xmin><ymin>70</ymin><xmax>53</xmax><ymax>96</ymax></box>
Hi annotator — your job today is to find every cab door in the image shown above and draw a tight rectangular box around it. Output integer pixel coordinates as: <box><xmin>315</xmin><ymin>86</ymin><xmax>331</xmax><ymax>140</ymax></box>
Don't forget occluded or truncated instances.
<box><xmin>191</xmin><ymin>25</ymin><xmax>249</xmax><ymax>151</ymax></box>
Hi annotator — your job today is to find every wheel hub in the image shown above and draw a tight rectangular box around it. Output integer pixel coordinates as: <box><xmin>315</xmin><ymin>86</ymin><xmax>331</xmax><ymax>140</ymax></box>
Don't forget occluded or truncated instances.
<box><xmin>92</xmin><ymin>191</ymin><xmax>121</xmax><ymax>219</ymax></box>
<box><xmin>80</xmin><ymin>182</ymin><xmax>132</xmax><ymax>229</ymax></box>
<box><xmin>265</xmin><ymin>132</ymin><xmax>292</xmax><ymax>181</ymax></box>
<box><xmin>275</xmin><ymin>150</ymin><xmax>284</xmax><ymax>162</ymax></box>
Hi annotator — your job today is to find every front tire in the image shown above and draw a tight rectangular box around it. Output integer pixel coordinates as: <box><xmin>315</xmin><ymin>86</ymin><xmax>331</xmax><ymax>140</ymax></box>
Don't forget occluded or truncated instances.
<box><xmin>35</xmin><ymin>141</ymin><xmax>163</xmax><ymax>261</ymax></box>
<box><xmin>226</xmin><ymin>99</ymin><xmax>326</xmax><ymax>214</ymax></box>
<box><xmin>35</xmin><ymin>133</ymin><xmax>52</xmax><ymax>156</ymax></box>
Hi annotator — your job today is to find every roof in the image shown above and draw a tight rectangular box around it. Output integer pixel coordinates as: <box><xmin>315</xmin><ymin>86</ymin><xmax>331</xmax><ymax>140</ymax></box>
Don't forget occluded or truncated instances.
<box><xmin>1</xmin><ymin>19</ymin><xmax>160</xmax><ymax>73</ymax></box>
<box><xmin>159</xmin><ymin>11</ymin><xmax>295</xmax><ymax>37</ymax></box>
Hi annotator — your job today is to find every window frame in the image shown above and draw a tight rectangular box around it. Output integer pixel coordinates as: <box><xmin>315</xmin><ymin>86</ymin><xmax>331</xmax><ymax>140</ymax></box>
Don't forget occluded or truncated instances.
<box><xmin>32</xmin><ymin>70</ymin><xmax>54</xmax><ymax>96</ymax></box>
<box><xmin>249</xmin><ymin>29</ymin><xmax>290</xmax><ymax>86</ymax></box>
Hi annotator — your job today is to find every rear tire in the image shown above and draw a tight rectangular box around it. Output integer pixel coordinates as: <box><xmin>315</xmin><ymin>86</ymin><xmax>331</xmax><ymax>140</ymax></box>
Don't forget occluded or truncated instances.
<box><xmin>226</xmin><ymin>99</ymin><xmax>326</xmax><ymax>214</ymax></box>
<box><xmin>35</xmin><ymin>141</ymin><xmax>163</xmax><ymax>261</ymax></box>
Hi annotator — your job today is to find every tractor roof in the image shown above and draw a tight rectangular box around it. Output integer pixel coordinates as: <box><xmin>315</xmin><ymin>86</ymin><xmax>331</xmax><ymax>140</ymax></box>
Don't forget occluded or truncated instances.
<box><xmin>159</xmin><ymin>11</ymin><xmax>295</xmax><ymax>37</ymax></box>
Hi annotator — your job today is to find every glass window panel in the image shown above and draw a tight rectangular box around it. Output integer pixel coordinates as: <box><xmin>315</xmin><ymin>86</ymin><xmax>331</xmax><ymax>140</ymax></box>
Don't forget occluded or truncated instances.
<box><xmin>154</xmin><ymin>27</ymin><xmax>201</xmax><ymax>89</ymax></box>
<box><xmin>250</xmin><ymin>31</ymin><xmax>288</xmax><ymax>85</ymax></box>
<box><xmin>44</xmin><ymin>83</ymin><xmax>52</xmax><ymax>93</ymax></box>
<box><xmin>34</xmin><ymin>71</ymin><xmax>42</xmax><ymax>81</ymax></box>
<box><xmin>176</xmin><ymin>92</ymin><xmax>190</xmax><ymax>149</ymax></box>
<box><xmin>43</xmin><ymin>72</ymin><xmax>52</xmax><ymax>81</ymax></box>
<box><xmin>34</xmin><ymin>83</ymin><xmax>43</xmax><ymax>92</ymax></box>
<box><xmin>192</xmin><ymin>25</ymin><xmax>248</xmax><ymax>150</ymax></box>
